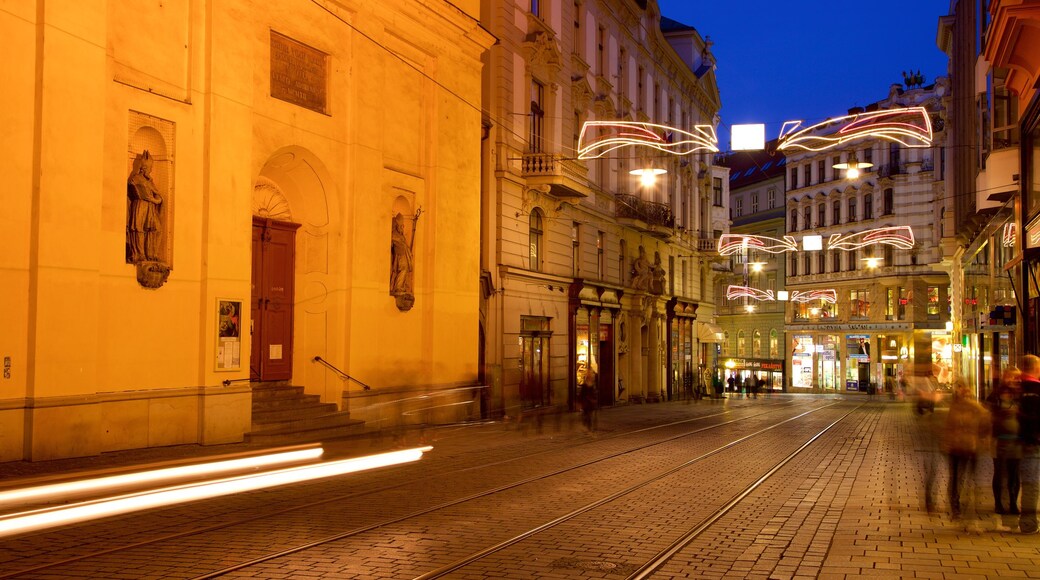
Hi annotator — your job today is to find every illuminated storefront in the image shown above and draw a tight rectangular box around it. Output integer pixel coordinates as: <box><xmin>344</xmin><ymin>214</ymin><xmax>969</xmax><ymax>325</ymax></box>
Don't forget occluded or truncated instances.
<box><xmin>570</xmin><ymin>284</ymin><xmax>621</xmax><ymax>409</ymax></box>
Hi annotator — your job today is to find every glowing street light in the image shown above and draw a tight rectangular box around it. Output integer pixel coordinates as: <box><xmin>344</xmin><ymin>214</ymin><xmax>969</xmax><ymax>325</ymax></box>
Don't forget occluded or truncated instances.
<box><xmin>833</xmin><ymin>154</ymin><xmax>873</xmax><ymax>179</ymax></box>
<box><xmin>630</xmin><ymin>167</ymin><xmax>667</xmax><ymax>188</ymax></box>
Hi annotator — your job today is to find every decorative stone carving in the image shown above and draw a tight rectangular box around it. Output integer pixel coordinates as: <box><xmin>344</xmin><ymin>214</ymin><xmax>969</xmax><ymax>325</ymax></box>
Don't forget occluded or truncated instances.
<box><xmin>649</xmin><ymin>251</ymin><xmax>666</xmax><ymax>295</ymax></box>
<box><xmin>571</xmin><ymin>77</ymin><xmax>594</xmax><ymax>113</ymax></box>
<box><xmin>127</xmin><ymin>150</ymin><xmax>171</xmax><ymax>289</ymax></box>
<box><xmin>631</xmin><ymin>245</ymin><xmax>651</xmax><ymax>291</ymax></box>
<box><xmin>522</xmin><ymin>30</ymin><xmax>562</xmax><ymax>81</ymax></box>
<box><xmin>391</xmin><ymin>209</ymin><xmax>421</xmax><ymax>311</ymax></box>
<box><xmin>253</xmin><ymin>177</ymin><xmax>293</xmax><ymax>221</ymax></box>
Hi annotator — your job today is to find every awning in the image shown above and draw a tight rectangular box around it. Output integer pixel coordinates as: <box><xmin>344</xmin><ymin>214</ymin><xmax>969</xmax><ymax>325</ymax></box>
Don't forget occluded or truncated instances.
<box><xmin>698</xmin><ymin>322</ymin><xmax>724</xmax><ymax>343</ymax></box>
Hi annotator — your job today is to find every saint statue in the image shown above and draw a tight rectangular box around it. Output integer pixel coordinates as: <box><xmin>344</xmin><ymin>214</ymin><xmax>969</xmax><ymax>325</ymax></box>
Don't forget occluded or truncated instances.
<box><xmin>127</xmin><ymin>150</ymin><xmax>164</xmax><ymax>263</ymax></box>
<box><xmin>390</xmin><ymin>212</ymin><xmax>413</xmax><ymax>296</ymax></box>
<box><xmin>631</xmin><ymin>245</ymin><xmax>651</xmax><ymax>291</ymax></box>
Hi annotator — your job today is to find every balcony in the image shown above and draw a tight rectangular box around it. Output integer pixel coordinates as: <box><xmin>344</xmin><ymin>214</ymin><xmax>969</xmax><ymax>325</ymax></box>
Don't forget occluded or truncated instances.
<box><xmin>521</xmin><ymin>152</ymin><xmax>591</xmax><ymax>198</ymax></box>
<box><xmin>877</xmin><ymin>163</ymin><xmax>904</xmax><ymax>178</ymax></box>
<box><xmin>615</xmin><ymin>193</ymin><xmax>674</xmax><ymax>237</ymax></box>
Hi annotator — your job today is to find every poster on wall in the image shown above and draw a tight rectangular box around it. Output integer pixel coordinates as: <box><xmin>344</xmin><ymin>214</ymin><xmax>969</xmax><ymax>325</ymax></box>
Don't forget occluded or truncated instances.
<box><xmin>216</xmin><ymin>299</ymin><xmax>242</xmax><ymax>371</ymax></box>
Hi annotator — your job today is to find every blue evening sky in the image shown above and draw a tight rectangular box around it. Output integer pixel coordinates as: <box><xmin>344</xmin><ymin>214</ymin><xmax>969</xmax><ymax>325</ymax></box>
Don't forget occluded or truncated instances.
<box><xmin>656</xmin><ymin>0</ymin><xmax>950</xmax><ymax>151</ymax></box>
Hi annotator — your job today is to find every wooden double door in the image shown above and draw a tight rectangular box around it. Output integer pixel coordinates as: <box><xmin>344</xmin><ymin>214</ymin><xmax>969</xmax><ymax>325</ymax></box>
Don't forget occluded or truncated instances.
<box><xmin>251</xmin><ymin>218</ymin><xmax>299</xmax><ymax>381</ymax></box>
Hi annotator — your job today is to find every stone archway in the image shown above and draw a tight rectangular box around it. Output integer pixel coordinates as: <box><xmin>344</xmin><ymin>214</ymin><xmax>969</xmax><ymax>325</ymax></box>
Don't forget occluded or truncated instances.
<box><xmin>253</xmin><ymin>147</ymin><xmax>339</xmax><ymax>396</ymax></box>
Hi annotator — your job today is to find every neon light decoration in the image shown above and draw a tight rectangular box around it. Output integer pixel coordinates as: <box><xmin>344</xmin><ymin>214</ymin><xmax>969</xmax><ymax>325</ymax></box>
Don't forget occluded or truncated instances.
<box><xmin>1003</xmin><ymin>223</ymin><xmax>1016</xmax><ymax>248</ymax></box>
<box><xmin>777</xmin><ymin>106</ymin><xmax>933</xmax><ymax>152</ymax></box>
<box><xmin>726</xmin><ymin>285</ymin><xmax>776</xmax><ymax>301</ymax></box>
<box><xmin>789</xmin><ymin>289</ymin><xmax>838</xmax><ymax>304</ymax></box>
<box><xmin>826</xmin><ymin>226</ymin><xmax>915</xmax><ymax>251</ymax></box>
<box><xmin>577</xmin><ymin>121</ymin><xmax>719</xmax><ymax>160</ymax></box>
<box><xmin>717</xmin><ymin>233</ymin><xmax>798</xmax><ymax>256</ymax></box>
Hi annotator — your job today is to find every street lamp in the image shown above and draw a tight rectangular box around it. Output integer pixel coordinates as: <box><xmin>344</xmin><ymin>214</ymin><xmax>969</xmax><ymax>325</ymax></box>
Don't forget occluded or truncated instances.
<box><xmin>630</xmin><ymin>167</ymin><xmax>667</xmax><ymax>188</ymax></box>
<box><xmin>833</xmin><ymin>154</ymin><xmax>873</xmax><ymax>180</ymax></box>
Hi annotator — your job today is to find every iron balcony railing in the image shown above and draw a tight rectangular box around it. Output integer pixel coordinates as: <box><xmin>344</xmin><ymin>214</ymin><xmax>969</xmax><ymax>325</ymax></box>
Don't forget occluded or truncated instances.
<box><xmin>615</xmin><ymin>193</ymin><xmax>674</xmax><ymax>229</ymax></box>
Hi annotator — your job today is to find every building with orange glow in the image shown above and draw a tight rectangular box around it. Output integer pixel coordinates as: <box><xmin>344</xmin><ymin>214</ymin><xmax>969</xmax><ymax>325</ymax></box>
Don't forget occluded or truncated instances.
<box><xmin>0</xmin><ymin>1</ymin><xmax>493</xmax><ymax>460</ymax></box>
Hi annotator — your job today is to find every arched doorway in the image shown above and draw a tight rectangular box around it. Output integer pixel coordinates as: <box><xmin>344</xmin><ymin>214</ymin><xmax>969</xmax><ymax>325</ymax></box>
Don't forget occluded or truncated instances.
<box><xmin>251</xmin><ymin>148</ymin><xmax>336</xmax><ymax>386</ymax></box>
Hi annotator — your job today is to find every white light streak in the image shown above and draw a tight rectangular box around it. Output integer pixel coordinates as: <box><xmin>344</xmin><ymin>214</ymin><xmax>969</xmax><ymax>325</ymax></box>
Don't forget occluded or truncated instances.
<box><xmin>0</xmin><ymin>447</ymin><xmax>431</xmax><ymax>539</ymax></box>
<box><xmin>827</xmin><ymin>226</ymin><xmax>915</xmax><ymax>251</ymax></box>
<box><xmin>717</xmin><ymin>234</ymin><xmax>798</xmax><ymax>256</ymax></box>
<box><xmin>789</xmin><ymin>290</ymin><xmax>838</xmax><ymax>304</ymax></box>
<box><xmin>577</xmin><ymin>121</ymin><xmax>719</xmax><ymax>160</ymax></box>
<box><xmin>777</xmin><ymin>106</ymin><xmax>933</xmax><ymax>152</ymax></box>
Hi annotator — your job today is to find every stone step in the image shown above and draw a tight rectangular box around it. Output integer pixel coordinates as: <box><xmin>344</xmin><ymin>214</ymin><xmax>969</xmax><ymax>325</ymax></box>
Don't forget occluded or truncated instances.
<box><xmin>251</xmin><ymin>393</ymin><xmax>323</xmax><ymax>411</ymax></box>
<box><xmin>252</xmin><ymin>401</ymin><xmax>339</xmax><ymax>424</ymax></box>
<box><xmin>244</xmin><ymin>414</ymin><xmax>366</xmax><ymax>445</ymax></box>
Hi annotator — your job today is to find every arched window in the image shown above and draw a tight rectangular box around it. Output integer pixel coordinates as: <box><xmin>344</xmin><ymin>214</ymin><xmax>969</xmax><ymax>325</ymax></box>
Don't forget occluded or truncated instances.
<box><xmin>848</xmin><ymin>197</ymin><xmax>857</xmax><ymax>222</ymax></box>
<box><xmin>864</xmin><ymin>192</ymin><xmax>873</xmax><ymax>219</ymax></box>
<box><xmin>723</xmin><ymin>331</ymin><xmax>731</xmax><ymax>356</ymax></box>
<box><xmin>752</xmin><ymin>330</ymin><xmax>762</xmax><ymax>357</ymax></box>
<box><xmin>529</xmin><ymin>208</ymin><xmax>544</xmax><ymax>272</ymax></box>
<box><xmin>790</xmin><ymin>208</ymin><xmax>798</xmax><ymax>231</ymax></box>
<box><xmin>737</xmin><ymin>330</ymin><xmax>746</xmax><ymax>356</ymax></box>
<box><xmin>769</xmin><ymin>329</ymin><xmax>778</xmax><ymax>358</ymax></box>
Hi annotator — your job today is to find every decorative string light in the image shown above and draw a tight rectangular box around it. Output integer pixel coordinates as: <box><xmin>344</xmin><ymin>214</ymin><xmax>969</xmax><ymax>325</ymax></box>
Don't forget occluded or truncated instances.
<box><xmin>789</xmin><ymin>289</ymin><xmax>838</xmax><ymax>304</ymax></box>
<box><xmin>577</xmin><ymin>121</ymin><xmax>719</xmax><ymax>160</ymax></box>
<box><xmin>717</xmin><ymin>233</ymin><xmax>798</xmax><ymax>256</ymax></box>
<box><xmin>827</xmin><ymin>226</ymin><xmax>915</xmax><ymax>251</ymax></box>
<box><xmin>1003</xmin><ymin>223</ymin><xmax>1016</xmax><ymax>247</ymax></box>
<box><xmin>725</xmin><ymin>285</ymin><xmax>776</xmax><ymax>301</ymax></box>
<box><xmin>777</xmin><ymin>106</ymin><xmax>933</xmax><ymax>152</ymax></box>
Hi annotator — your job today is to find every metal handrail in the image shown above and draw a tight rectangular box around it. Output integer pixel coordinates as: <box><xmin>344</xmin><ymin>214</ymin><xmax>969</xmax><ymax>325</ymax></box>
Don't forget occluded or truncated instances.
<box><xmin>313</xmin><ymin>356</ymin><xmax>372</xmax><ymax>391</ymax></box>
<box><xmin>221</xmin><ymin>377</ymin><xmax>253</xmax><ymax>387</ymax></box>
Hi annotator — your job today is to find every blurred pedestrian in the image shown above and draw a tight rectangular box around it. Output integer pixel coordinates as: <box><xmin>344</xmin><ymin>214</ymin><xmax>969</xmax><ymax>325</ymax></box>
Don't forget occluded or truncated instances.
<box><xmin>1018</xmin><ymin>355</ymin><xmax>1040</xmax><ymax>534</ymax></box>
<box><xmin>986</xmin><ymin>367</ymin><xmax>1021</xmax><ymax>531</ymax></box>
<box><xmin>944</xmin><ymin>377</ymin><xmax>992</xmax><ymax>532</ymax></box>
<box><xmin>913</xmin><ymin>377</ymin><xmax>941</xmax><ymax>513</ymax></box>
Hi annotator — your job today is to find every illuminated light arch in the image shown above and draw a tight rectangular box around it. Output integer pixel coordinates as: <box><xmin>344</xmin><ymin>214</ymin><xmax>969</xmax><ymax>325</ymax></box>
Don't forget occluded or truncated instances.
<box><xmin>826</xmin><ymin>226</ymin><xmax>915</xmax><ymax>251</ymax></box>
<box><xmin>789</xmin><ymin>289</ymin><xmax>838</xmax><ymax>304</ymax></box>
<box><xmin>777</xmin><ymin>106</ymin><xmax>933</xmax><ymax>152</ymax></box>
<box><xmin>577</xmin><ymin>121</ymin><xmax>719</xmax><ymax>160</ymax></box>
<box><xmin>717</xmin><ymin>233</ymin><xmax>798</xmax><ymax>256</ymax></box>
<box><xmin>725</xmin><ymin>285</ymin><xmax>776</xmax><ymax>302</ymax></box>
<box><xmin>1003</xmin><ymin>223</ymin><xmax>1016</xmax><ymax>248</ymax></box>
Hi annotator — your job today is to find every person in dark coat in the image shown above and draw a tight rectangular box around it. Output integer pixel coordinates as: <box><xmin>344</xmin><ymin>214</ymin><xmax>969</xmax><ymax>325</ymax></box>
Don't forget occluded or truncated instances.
<box><xmin>1018</xmin><ymin>355</ymin><xmax>1040</xmax><ymax>534</ymax></box>
<box><xmin>986</xmin><ymin>367</ymin><xmax>1022</xmax><ymax>530</ymax></box>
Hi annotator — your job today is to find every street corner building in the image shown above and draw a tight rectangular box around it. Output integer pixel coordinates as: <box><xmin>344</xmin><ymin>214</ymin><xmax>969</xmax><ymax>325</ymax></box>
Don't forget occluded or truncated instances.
<box><xmin>0</xmin><ymin>0</ymin><xmax>494</xmax><ymax>461</ymax></box>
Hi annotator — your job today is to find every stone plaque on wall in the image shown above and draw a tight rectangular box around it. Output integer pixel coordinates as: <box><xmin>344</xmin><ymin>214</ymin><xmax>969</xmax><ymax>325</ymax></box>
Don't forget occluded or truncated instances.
<box><xmin>270</xmin><ymin>31</ymin><xmax>328</xmax><ymax>114</ymax></box>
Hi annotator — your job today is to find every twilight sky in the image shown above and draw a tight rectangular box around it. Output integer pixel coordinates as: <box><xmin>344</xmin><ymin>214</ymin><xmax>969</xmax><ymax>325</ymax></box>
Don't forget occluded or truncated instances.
<box><xmin>656</xmin><ymin>0</ymin><xmax>950</xmax><ymax>151</ymax></box>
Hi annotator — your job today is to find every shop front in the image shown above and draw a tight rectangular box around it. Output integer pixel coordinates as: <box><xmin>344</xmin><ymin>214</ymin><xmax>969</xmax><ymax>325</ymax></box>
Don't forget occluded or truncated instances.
<box><xmin>667</xmin><ymin>299</ymin><xmax>698</xmax><ymax>399</ymax></box>
<box><xmin>570</xmin><ymin>283</ymin><xmax>622</xmax><ymax>410</ymax></box>
<box><xmin>721</xmin><ymin>358</ymin><xmax>785</xmax><ymax>392</ymax></box>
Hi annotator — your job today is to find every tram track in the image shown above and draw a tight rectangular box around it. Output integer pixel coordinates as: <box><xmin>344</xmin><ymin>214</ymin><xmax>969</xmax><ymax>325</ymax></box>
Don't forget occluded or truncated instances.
<box><xmin>0</xmin><ymin>400</ymin><xmax>806</xmax><ymax>579</ymax></box>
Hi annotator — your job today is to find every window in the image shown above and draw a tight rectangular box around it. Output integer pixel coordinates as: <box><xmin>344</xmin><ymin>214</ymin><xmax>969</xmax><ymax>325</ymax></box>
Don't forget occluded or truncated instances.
<box><xmin>790</xmin><ymin>253</ymin><xmax>798</xmax><ymax>276</ymax></box>
<box><xmin>832</xmin><ymin>200</ymin><xmax>841</xmax><ymax>224</ymax></box>
<box><xmin>735</xmin><ymin>197</ymin><xmax>743</xmax><ymax>217</ymax></box>
<box><xmin>817</xmin><ymin>160</ymin><xmax>825</xmax><ymax>185</ymax></box>
<box><xmin>790</xmin><ymin>208</ymin><xmax>798</xmax><ymax>231</ymax></box>
<box><xmin>653</xmin><ymin>83</ymin><xmax>659</xmax><ymax>120</ymax></box>
<box><xmin>752</xmin><ymin>330</ymin><xmax>762</xmax><ymax>357</ymax></box>
<box><xmin>850</xmin><ymin>289</ymin><xmax>870</xmax><ymax>318</ymax></box>
<box><xmin>596</xmin><ymin>231</ymin><xmax>604</xmax><ymax>280</ymax></box>
<box><xmin>597</xmin><ymin>26</ymin><xmax>606</xmax><ymax>76</ymax></box>
<box><xmin>803</xmin><ymin>165</ymin><xmax>811</xmax><ymax>187</ymax></box>
<box><xmin>817</xmin><ymin>203</ymin><xmax>826</xmax><ymax>227</ymax></box>
<box><xmin>802</xmin><ymin>253</ymin><xmax>811</xmax><ymax>275</ymax></box>
<box><xmin>817</xmin><ymin>252</ymin><xmax>825</xmax><ymax>273</ymax></box>
<box><xmin>864</xmin><ymin>193</ymin><xmax>873</xmax><ymax>219</ymax></box>
<box><xmin>848</xmin><ymin>248</ymin><xmax>857</xmax><ymax>271</ymax></box>
<box><xmin>573</xmin><ymin>1</ymin><xmax>582</xmax><ymax>56</ymax></box>
<box><xmin>803</xmin><ymin>207</ymin><xmax>811</xmax><ymax>230</ymax></box>
<box><xmin>713</xmin><ymin>177</ymin><xmax>723</xmax><ymax>206</ymax></box>
<box><xmin>572</xmin><ymin>222</ymin><xmax>581</xmax><ymax>277</ymax></box>
<box><xmin>529</xmin><ymin>209</ymin><xmax>544</xmax><ymax>272</ymax></box>
<box><xmin>897</xmin><ymin>287</ymin><xmax>907</xmax><ymax>319</ymax></box>
<box><xmin>883</xmin><ymin>188</ymin><xmax>894</xmax><ymax>215</ymax></box>
<box><xmin>573</xmin><ymin>111</ymin><xmax>581</xmax><ymax>149</ymax></box>
<box><xmin>619</xmin><ymin>239</ymin><xmax>627</xmax><ymax>285</ymax></box>
<box><xmin>751</xmin><ymin>193</ymin><xmax>759</xmax><ymax>213</ymax></box>
<box><xmin>886</xmin><ymin>288</ymin><xmax>895</xmax><ymax>319</ymax></box>
<box><xmin>884</xmin><ymin>244</ymin><xmax>894</xmax><ymax>267</ymax></box>
<box><xmin>519</xmin><ymin>316</ymin><xmax>551</xmax><ymax>408</ymax></box>
<box><xmin>769</xmin><ymin>329</ymin><xmax>778</xmax><ymax>358</ymax></box>
<box><xmin>862</xmin><ymin>147</ymin><xmax>872</xmax><ymax>165</ymax></box>
<box><xmin>530</xmin><ymin>0</ymin><xmax>540</xmax><ymax>17</ymax></box>
<box><xmin>848</xmin><ymin>197</ymin><xmax>857</xmax><ymax>222</ymax></box>
<box><xmin>737</xmin><ymin>330</ymin><xmax>746</xmax><ymax>357</ymax></box>
<box><xmin>617</xmin><ymin>46</ymin><xmax>625</xmax><ymax>92</ymax></box>
<box><xmin>529</xmin><ymin>80</ymin><xmax>545</xmax><ymax>152</ymax></box>
<box><xmin>790</xmin><ymin>168</ymin><xmax>799</xmax><ymax>189</ymax></box>
<box><xmin>637</xmin><ymin>66</ymin><xmax>644</xmax><ymax>111</ymax></box>
<box><xmin>927</xmin><ymin>286</ymin><xmax>940</xmax><ymax>317</ymax></box>
<box><xmin>832</xmin><ymin>250</ymin><xmax>841</xmax><ymax>272</ymax></box>
<box><xmin>767</xmin><ymin>188</ymin><xmax>776</xmax><ymax>209</ymax></box>
<box><xmin>723</xmin><ymin>331</ymin><xmax>731</xmax><ymax>356</ymax></box>
<box><xmin>832</xmin><ymin>156</ymin><xmax>841</xmax><ymax>180</ymax></box>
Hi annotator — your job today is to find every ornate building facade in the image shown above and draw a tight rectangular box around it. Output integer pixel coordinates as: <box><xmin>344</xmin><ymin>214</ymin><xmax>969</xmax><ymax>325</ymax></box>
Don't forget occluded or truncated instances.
<box><xmin>0</xmin><ymin>1</ymin><xmax>493</xmax><ymax>460</ymax></box>
<box><xmin>478</xmin><ymin>0</ymin><xmax>727</xmax><ymax>416</ymax></box>
<box><xmin>782</xmin><ymin>82</ymin><xmax>950</xmax><ymax>393</ymax></box>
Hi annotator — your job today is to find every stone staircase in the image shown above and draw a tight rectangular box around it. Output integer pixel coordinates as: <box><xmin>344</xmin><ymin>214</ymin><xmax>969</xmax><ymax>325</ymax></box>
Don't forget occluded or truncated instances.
<box><xmin>245</xmin><ymin>383</ymin><xmax>365</xmax><ymax>445</ymax></box>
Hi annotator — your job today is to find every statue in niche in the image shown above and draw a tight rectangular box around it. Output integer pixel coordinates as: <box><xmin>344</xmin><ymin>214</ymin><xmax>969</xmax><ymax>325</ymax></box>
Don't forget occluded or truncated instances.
<box><xmin>127</xmin><ymin>150</ymin><xmax>170</xmax><ymax>288</ymax></box>
<box><xmin>390</xmin><ymin>212</ymin><xmax>415</xmax><ymax>310</ymax></box>
<box><xmin>649</xmin><ymin>251</ymin><xmax>666</xmax><ymax>295</ymax></box>
<box><xmin>631</xmin><ymin>245</ymin><xmax>651</xmax><ymax>291</ymax></box>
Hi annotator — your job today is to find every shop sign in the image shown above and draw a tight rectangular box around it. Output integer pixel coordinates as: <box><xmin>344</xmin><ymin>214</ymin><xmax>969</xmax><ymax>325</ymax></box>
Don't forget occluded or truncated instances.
<box><xmin>788</xmin><ymin>322</ymin><xmax>911</xmax><ymax>331</ymax></box>
<box><xmin>846</xmin><ymin>334</ymin><xmax>870</xmax><ymax>360</ymax></box>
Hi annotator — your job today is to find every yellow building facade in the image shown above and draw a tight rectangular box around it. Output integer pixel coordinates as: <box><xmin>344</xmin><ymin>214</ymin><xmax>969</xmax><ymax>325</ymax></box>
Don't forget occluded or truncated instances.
<box><xmin>1</xmin><ymin>0</ymin><xmax>492</xmax><ymax>461</ymax></box>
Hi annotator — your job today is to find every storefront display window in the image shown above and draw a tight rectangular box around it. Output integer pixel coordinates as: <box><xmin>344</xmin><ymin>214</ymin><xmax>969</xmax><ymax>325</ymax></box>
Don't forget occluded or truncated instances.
<box><xmin>791</xmin><ymin>335</ymin><xmax>814</xmax><ymax>389</ymax></box>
